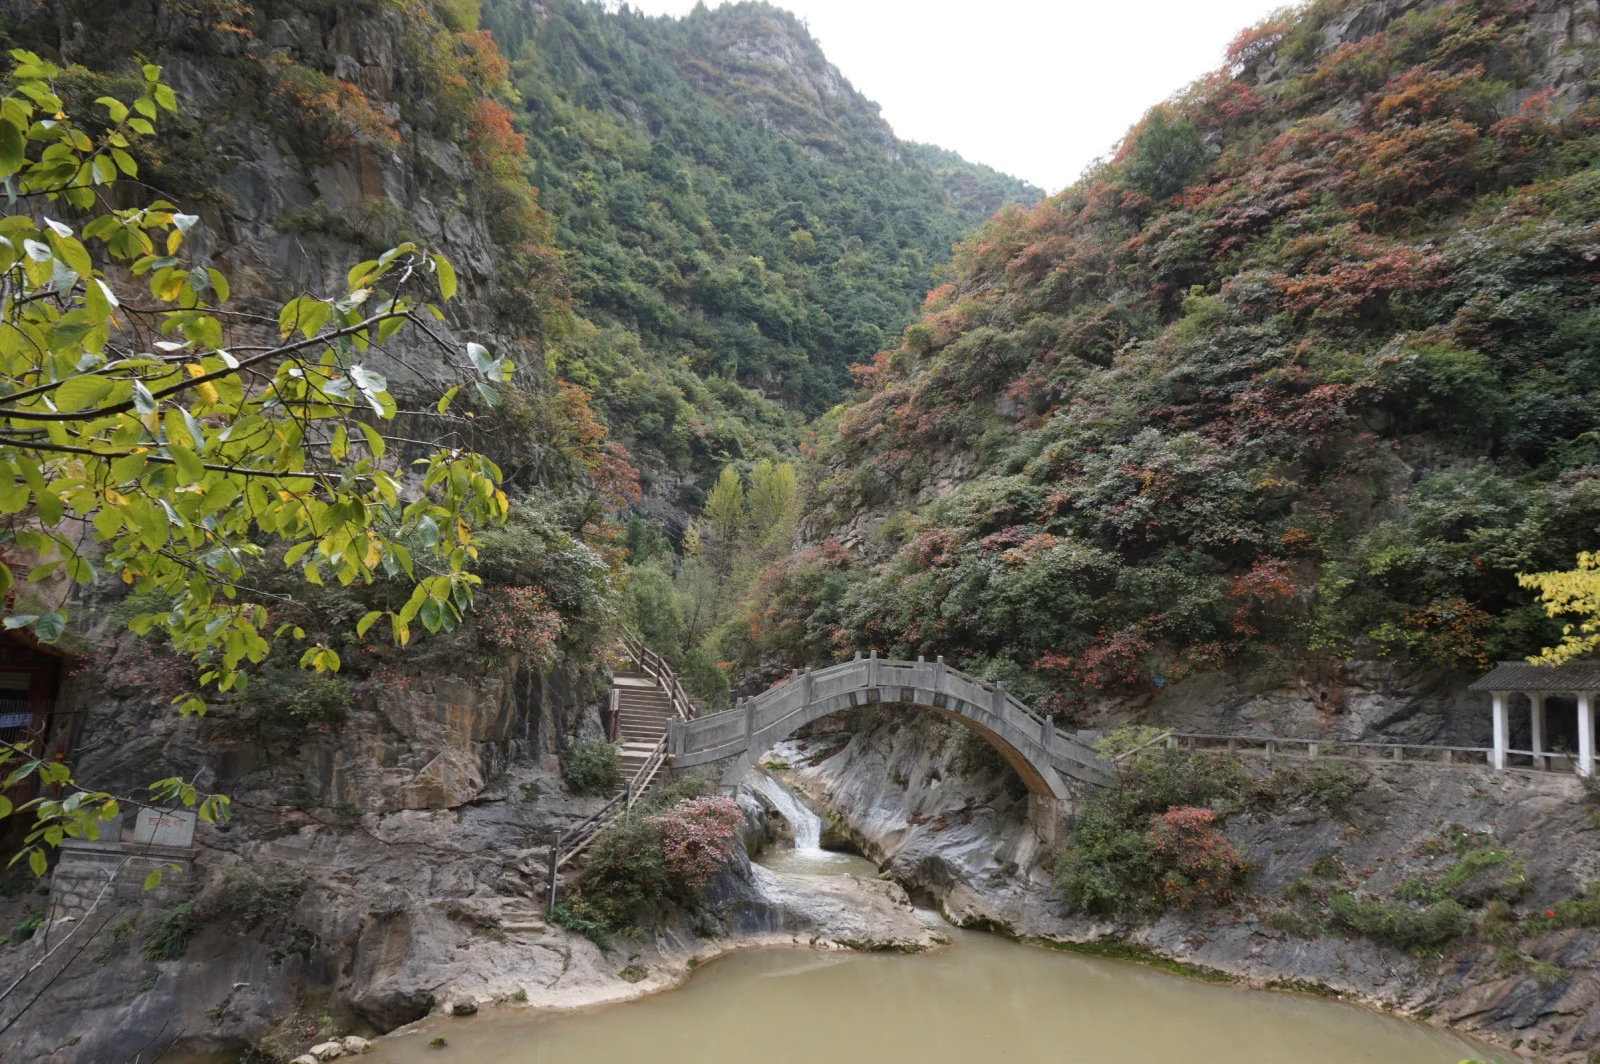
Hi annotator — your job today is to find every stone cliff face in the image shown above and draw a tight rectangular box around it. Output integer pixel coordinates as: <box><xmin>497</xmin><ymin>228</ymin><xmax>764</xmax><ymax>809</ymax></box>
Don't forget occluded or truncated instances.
<box><xmin>0</xmin><ymin>609</ymin><xmax>606</xmax><ymax>1059</ymax></box>
<box><xmin>673</xmin><ymin>3</ymin><xmax>901</xmax><ymax>162</ymax></box>
<box><xmin>2</xmin><ymin>0</ymin><xmax>534</xmax><ymax>399</ymax></box>
<box><xmin>776</xmin><ymin>708</ymin><xmax>1600</xmax><ymax>1062</ymax></box>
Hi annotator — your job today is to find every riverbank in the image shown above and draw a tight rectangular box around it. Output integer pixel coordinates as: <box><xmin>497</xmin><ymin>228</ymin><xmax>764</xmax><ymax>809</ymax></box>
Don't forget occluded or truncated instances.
<box><xmin>359</xmin><ymin>919</ymin><xmax>1488</xmax><ymax>1064</ymax></box>
<box><xmin>770</xmin><ymin>712</ymin><xmax>1600</xmax><ymax>1062</ymax></box>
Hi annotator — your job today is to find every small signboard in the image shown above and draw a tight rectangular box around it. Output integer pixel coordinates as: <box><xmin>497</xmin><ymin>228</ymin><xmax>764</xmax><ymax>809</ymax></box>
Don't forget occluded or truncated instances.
<box><xmin>0</xmin><ymin>713</ymin><xmax>31</xmax><ymax>728</ymax></box>
<box><xmin>133</xmin><ymin>808</ymin><xmax>197</xmax><ymax>848</ymax></box>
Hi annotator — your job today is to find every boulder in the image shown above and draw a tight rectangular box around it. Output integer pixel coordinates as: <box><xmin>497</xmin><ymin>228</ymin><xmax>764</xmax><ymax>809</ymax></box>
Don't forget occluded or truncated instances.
<box><xmin>451</xmin><ymin>998</ymin><xmax>478</xmax><ymax>1016</ymax></box>
<box><xmin>289</xmin><ymin>1057</ymin><xmax>318</xmax><ymax>1064</ymax></box>
<box><xmin>341</xmin><ymin>1036</ymin><xmax>374</xmax><ymax>1055</ymax></box>
<box><xmin>309</xmin><ymin>1044</ymin><xmax>345</xmax><ymax>1062</ymax></box>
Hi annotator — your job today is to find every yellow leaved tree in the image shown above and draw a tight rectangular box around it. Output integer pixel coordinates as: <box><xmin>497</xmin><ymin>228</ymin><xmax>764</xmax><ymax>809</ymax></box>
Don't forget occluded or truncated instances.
<box><xmin>1518</xmin><ymin>552</ymin><xmax>1600</xmax><ymax>664</ymax></box>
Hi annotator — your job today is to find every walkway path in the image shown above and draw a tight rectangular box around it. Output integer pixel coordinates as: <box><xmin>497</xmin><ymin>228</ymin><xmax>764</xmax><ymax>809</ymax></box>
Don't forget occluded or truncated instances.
<box><xmin>670</xmin><ymin>652</ymin><xmax>1113</xmax><ymax>804</ymax></box>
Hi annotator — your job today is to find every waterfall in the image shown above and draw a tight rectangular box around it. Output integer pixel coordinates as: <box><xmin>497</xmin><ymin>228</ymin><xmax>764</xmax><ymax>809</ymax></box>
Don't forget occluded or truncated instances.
<box><xmin>747</xmin><ymin>771</ymin><xmax>823</xmax><ymax>852</ymax></box>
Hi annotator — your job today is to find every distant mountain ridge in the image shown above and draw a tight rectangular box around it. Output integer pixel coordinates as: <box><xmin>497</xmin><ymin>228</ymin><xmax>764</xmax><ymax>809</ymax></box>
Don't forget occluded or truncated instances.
<box><xmin>481</xmin><ymin>0</ymin><xmax>1041</xmax><ymax>507</ymax></box>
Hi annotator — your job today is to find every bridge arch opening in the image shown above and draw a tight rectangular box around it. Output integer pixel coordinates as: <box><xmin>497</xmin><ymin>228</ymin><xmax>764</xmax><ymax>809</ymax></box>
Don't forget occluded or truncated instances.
<box><xmin>720</xmin><ymin>698</ymin><xmax>1060</xmax><ymax>798</ymax></box>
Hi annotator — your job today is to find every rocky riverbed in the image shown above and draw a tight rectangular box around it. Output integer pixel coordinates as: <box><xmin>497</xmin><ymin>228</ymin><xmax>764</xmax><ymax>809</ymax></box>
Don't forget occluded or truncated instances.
<box><xmin>767</xmin><ymin>709</ymin><xmax>1600</xmax><ymax>1062</ymax></box>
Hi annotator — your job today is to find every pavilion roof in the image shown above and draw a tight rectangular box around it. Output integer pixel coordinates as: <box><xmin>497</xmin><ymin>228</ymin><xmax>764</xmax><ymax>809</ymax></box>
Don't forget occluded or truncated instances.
<box><xmin>1469</xmin><ymin>660</ymin><xmax>1600</xmax><ymax>692</ymax></box>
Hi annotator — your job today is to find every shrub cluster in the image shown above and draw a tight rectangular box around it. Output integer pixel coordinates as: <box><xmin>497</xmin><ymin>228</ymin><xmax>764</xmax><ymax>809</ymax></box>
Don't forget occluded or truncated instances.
<box><xmin>556</xmin><ymin>793</ymin><xmax>743</xmax><ymax>940</ymax></box>
<box><xmin>1326</xmin><ymin>893</ymin><xmax>1471</xmax><ymax>951</ymax></box>
<box><xmin>563</xmin><ymin>740</ymin><xmax>621</xmax><ymax>797</ymax></box>
<box><xmin>734</xmin><ymin>0</ymin><xmax>1600</xmax><ymax>701</ymax></box>
<box><xmin>141</xmin><ymin>866</ymin><xmax>307</xmax><ymax>961</ymax></box>
<box><xmin>1053</xmin><ymin>751</ymin><xmax>1259</xmax><ymax>917</ymax></box>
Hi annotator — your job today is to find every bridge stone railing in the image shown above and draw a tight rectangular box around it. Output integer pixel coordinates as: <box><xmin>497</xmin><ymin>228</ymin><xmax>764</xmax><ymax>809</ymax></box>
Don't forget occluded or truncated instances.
<box><xmin>668</xmin><ymin>652</ymin><xmax>1113</xmax><ymax>799</ymax></box>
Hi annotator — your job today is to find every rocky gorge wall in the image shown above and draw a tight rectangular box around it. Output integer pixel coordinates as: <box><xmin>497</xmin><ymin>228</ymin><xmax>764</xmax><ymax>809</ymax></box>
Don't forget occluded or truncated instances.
<box><xmin>0</xmin><ymin>627</ymin><xmax>603</xmax><ymax>1062</ymax></box>
<box><xmin>0</xmin><ymin>627</ymin><xmax>948</xmax><ymax>1064</ymax></box>
<box><xmin>772</xmin><ymin>707</ymin><xmax>1600</xmax><ymax>1063</ymax></box>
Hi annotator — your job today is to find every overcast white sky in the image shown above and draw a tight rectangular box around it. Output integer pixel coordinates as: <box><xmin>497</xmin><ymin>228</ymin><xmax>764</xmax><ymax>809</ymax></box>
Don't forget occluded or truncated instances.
<box><xmin>621</xmin><ymin>0</ymin><xmax>1293</xmax><ymax>192</ymax></box>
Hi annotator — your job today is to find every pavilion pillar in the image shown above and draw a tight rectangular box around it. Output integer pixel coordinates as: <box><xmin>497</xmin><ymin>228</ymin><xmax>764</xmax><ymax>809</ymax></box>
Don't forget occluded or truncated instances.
<box><xmin>1578</xmin><ymin>691</ymin><xmax>1596</xmax><ymax>778</ymax></box>
<box><xmin>1529</xmin><ymin>692</ymin><xmax>1547</xmax><ymax>771</ymax></box>
<box><xmin>1491</xmin><ymin>690</ymin><xmax>1509</xmax><ymax>771</ymax></box>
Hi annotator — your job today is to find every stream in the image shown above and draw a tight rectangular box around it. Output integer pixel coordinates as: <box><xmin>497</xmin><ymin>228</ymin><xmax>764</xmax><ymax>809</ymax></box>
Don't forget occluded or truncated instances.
<box><xmin>364</xmin><ymin>773</ymin><xmax>1492</xmax><ymax>1064</ymax></box>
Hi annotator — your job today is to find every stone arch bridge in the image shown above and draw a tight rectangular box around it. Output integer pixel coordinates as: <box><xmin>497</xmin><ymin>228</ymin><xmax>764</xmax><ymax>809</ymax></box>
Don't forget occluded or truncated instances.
<box><xmin>668</xmin><ymin>653</ymin><xmax>1113</xmax><ymax>834</ymax></box>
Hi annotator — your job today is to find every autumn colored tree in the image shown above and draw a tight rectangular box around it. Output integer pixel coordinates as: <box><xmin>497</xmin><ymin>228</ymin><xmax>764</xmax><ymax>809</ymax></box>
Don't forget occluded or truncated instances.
<box><xmin>1520</xmin><ymin>553</ymin><xmax>1600</xmax><ymax>665</ymax></box>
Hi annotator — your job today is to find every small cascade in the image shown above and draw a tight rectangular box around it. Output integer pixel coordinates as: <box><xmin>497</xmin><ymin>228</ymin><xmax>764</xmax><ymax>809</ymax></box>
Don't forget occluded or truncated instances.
<box><xmin>747</xmin><ymin>771</ymin><xmax>824</xmax><ymax>852</ymax></box>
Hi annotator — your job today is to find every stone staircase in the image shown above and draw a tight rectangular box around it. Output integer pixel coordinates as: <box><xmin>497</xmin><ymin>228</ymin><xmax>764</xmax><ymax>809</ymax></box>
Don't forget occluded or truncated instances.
<box><xmin>611</xmin><ymin>670</ymin><xmax>674</xmax><ymax>794</ymax></box>
<box><xmin>548</xmin><ymin>634</ymin><xmax>697</xmax><ymax>911</ymax></box>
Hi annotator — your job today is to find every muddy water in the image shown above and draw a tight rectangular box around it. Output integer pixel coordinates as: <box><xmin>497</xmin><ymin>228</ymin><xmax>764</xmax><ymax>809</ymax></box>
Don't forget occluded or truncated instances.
<box><xmin>365</xmin><ymin>927</ymin><xmax>1487</xmax><ymax>1064</ymax></box>
<box><xmin>366</xmin><ymin>775</ymin><xmax>1488</xmax><ymax>1064</ymax></box>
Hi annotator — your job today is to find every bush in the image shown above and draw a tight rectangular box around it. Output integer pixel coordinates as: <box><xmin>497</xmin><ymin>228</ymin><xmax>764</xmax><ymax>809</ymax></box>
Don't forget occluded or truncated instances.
<box><xmin>573</xmin><ymin>813</ymin><xmax>673</xmax><ymax>933</ymax></box>
<box><xmin>653</xmin><ymin>796</ymin><xmax>744</xmax><ymax>889</ymax></box>
<box><xmin>142</xmin><ymin>903</ymin><xmax>202</xmax><ymax>961</ymax></box>
<box><xmin>1145</xmin><ymin>806</ymin><xmax>1250</xmax><ymax>909</ymax></box>
<box><xmin>1327</xmin><ymin>893</ymin><xmax>1470</xmax><ymax>951</ymax></box>
<box><xmin>550</xmin><ymin>898</ymin><xmax>612</xmax><ymax>950</ymax></box>
<box><xmin>1123</xmin><ymin>107</ymin><xmax>1207</xmax><ymax>201</ymax></box>
<box><xmin>1519</xmin><ymin>880</ymin><xmax>1600</xmax><ymax>933</ymax></box>
<box><xmin>564</xmin><ymin>739</ymin><xmax>622</xmax><ymax>796</ymax></box>
<box><xmin>230</xmin><ymin>665</ymin><xmax>351</xmax><ymax>741</ymax></box>
<box><xmin>1054</xmin><ymin>753</ymin><xmax>1256</xmax><ymax>918</ymax></box>
<box><xmin>139</xmin><ymin>867</ymin><xmax>306</xmax><ymax>961</ymax></box>
<box><xmin>678</xmin><ymin>647</ymin><xmax>731</xmax><ymax>712</ymax></box>
<box><xmin>566</xmin><ymin>795</ymin><xmax>745</xmax><ymax>934</ymax></box>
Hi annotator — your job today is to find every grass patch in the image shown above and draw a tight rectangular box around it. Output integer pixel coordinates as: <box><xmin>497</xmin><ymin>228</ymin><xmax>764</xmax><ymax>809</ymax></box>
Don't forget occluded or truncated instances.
<box><xmin>1025</xmin><ymin>936</ymin><xmax>1235</xmax><ymax>983</ymax></box>
<box><xmin>1327</xmin><ymin>893</ymin><xmax>1470</xmax><ymax>952</ymax></box>
<box><xmin>1263</xmin><ymin>906</ymin><xmax>1323</xmax><ymax>937</ymax></box>
<box><xmin>141</xmin><ymin>866</ymin><xmax>307</xmax><ymax>961</ymax></box>
<box><xmin>142</xmin><ymin>903</ymin><xmax>201</xmax><ymax>961</ymax></box>
<box><xmin>1264</xmin><ymin>977</ymin><xmax>1339</xmax><ymax>997</ymax></box>
<box><xmin>1497</xmin><ymin>948</ymin><xmax>1564</xmax><ymax>987</ymax></box>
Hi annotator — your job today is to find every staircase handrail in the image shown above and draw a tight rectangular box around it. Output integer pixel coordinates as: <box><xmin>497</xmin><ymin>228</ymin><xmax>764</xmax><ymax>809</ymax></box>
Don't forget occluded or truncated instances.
<box><xmin>1111</xmin><ymin>729</ymin><xmax>1176</xmax><ymax>763</ymax></box>
<box><xmin>546</xmin><ymin>632</ymin><xmax>690</xmax><ymax>913</ymax></box>
<box><xmin>619</xmin><ymin>627</ymin><xmax>699</xmax><ymax>722</ymax></box>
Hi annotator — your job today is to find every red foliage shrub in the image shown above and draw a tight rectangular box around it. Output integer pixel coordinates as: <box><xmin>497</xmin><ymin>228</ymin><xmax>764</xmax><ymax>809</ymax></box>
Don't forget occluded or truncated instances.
<box><xmin>1224</xmin><ymin>17</ymin><xmax>1288</xmax><ymax>72</ymax></box>
<box><xmin>652</xmin><ymin>796</ymin><xmax>745</xmax><ymax>890</ymax></box>
<box><xmin>1270</xmin><ymin>226</ymin><xmax>1450</xmax><ymax>315</ymax></box>
<box><xmin>475</xmin><ymin>586</ymin><xmax>562</xmax><ymax>665</ymax></box>
<box><xmin>1334</xmin><ymin>117</ymin><xmax>1489</xmax><ymax>213</ymax></box>
<box><xmin>1145</xmin><ymin>806</ymin><xmax>1249</xmax><ymax>908</ymax></box>
<box><xmin>1220</xmin><ymin>369</ymin><xmax>1356</xmax><ymax>453</ymax></box>
<box><xmin>264</xmin><ymin>56</ymin><xmax>399</xmax><ymax>150</ymax></box>
<box><xmin>1226</xmin><ymin>558</ymin><xmax>1299</xmax><ymax>636</ymax></box>
<box><xmin>1038</xmin><ymin>627</ymin><xmax>1152</xmax><ymax>691</ymax></box>
<box><xmin>551</xmin><ymin>381</ymin><xmax>641</xmax><ymax>514</ymax></box>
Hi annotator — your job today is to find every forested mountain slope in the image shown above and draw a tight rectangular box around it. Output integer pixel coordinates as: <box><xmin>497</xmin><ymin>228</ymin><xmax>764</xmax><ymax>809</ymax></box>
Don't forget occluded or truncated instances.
<box><xmin>746</xmin><ymin>0</ymin><xmax>1600</xmax><ymax>718</ymax></box>
<box><xmin>480</xmin><ymin>0</ymin><xmax>1040</xmax><ymax>500</ymax></box>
